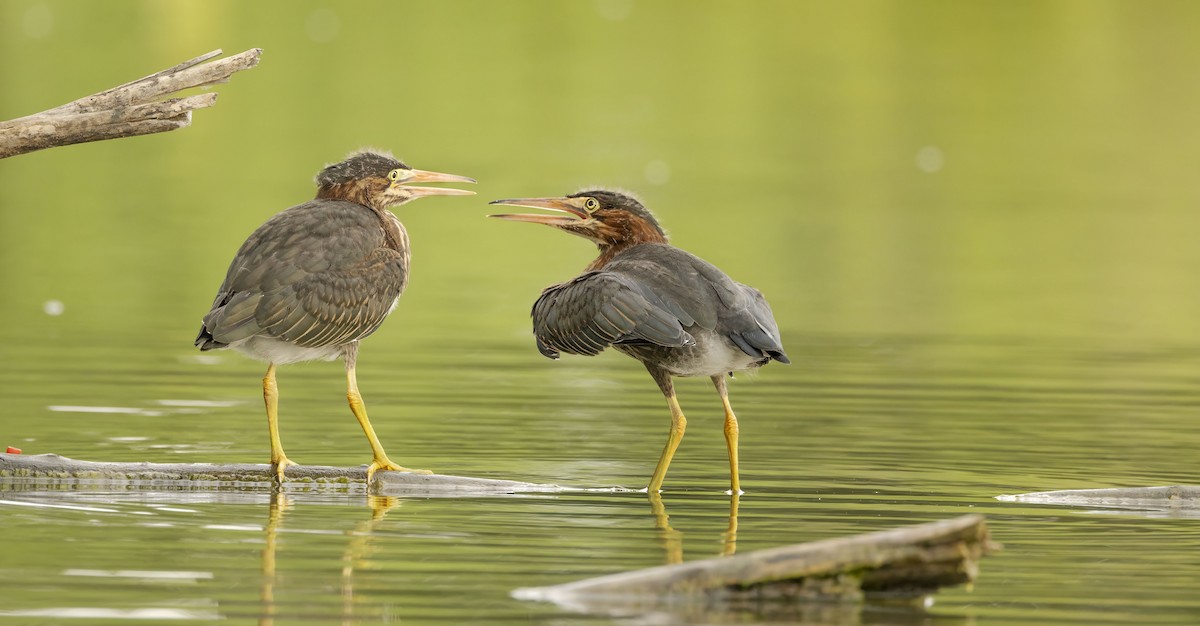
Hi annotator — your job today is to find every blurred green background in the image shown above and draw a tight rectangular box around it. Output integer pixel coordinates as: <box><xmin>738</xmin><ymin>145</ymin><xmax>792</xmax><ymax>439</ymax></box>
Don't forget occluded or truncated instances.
<box><xmin>4</xmin><ymin>2</ymin><xmax>1200</xmax><ymax>623</ymax></box>
<box><xmin>5</xmin><ymin>0</ymin><xmax>1200</xmax><ymax>351</ymax></box>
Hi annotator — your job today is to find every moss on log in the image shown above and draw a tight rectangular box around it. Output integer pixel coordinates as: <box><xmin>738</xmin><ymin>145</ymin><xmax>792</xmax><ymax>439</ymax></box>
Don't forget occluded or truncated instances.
<box><xmin>514</xmin><ymin>514</ymin><xmax>997</xmax><ymax>613</ymax></box>
<box><xmin>0</xmin><ymin>453</ymin><xmax>563</xmax><ymax>495</ymax></box>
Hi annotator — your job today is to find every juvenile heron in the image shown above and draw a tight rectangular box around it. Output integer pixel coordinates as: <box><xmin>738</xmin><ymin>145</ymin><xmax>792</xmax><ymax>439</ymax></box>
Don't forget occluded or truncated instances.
<box><xmin>196</xmin><ymin>150</ymin><xmax>475</xmax><ymax>483</ymax></box>
<box><xmin>489</xmin><ymin>190</ymin><xmax>788</xmax><ymax>493</ymax></box>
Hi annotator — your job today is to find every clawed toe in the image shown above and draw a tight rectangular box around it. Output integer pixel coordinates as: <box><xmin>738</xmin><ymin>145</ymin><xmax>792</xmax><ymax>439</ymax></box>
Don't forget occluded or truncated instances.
<box><xmin>366</xmin><ymin>459</ymin><xmax>432</xmax><ymax>482</ymax></box>
<box><xmin>271</xmin><ymin>457</ymin><xmax>298</xmax><ymax>483</ymax></box>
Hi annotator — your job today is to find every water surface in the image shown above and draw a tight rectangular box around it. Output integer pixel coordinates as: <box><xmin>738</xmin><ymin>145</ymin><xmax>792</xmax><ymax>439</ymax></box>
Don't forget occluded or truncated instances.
<box><xmin>3</xmin><ymin>1</ymin><xmax>1200</xmax><ymax>623</ymax></box>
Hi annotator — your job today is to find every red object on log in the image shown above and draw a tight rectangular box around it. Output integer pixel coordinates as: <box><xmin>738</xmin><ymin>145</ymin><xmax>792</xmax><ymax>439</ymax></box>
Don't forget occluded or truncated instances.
<box><xmin>6</xmin><ymin>447</ymin><xmax>21</xmax><ymax>454</ymax></box>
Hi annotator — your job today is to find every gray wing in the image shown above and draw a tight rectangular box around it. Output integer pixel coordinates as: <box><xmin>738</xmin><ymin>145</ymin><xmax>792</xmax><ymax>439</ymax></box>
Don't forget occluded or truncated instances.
<box><xmin>530</xmin><ymin>271</ymin><xmax>697</xmax><ymax>359</ymax></box>
<box><xmin>196</xmin><ymin>200</ymin><xmax>406</xmax><ymax>350</ymax></box>
<box><xmin>530</xmin><ymin>243</ymin><xmax>788</xmax><ymax>364</ymax></box>
<box><xmin>633</xmin><ymin>242</ymin><xmax>792</xmax><ymax>362</ymax></box>
<box><xmin>717</xmin><ymin>282</ymin><xmax>790</xmax><ymax>364</ymax></box>
<box><xmin>605</xmin><ymin>244</ymin><xmax>789</xmax><ymax>364</ymax></box>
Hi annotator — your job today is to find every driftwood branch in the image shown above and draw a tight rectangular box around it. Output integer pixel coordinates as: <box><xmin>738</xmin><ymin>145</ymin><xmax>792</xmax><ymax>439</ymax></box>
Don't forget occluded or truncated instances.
<box><xmin>997</xmin><ymin>485</ymin><xmax>1200</xmax><ymax>518</ymax></box>
<box><xmin>0</xmin><ymin>453</ymin><xmax>563</xmax><ymax>495</ymax></box>
<box><xmin>515</xmin><ymin>514</ymin><xmax>997</xmax><ymax>615</ymax></box>
<box><xmin>0</xmin><ymin>48</ymin><xmax>261</xmax><ymax>158</ymax></box>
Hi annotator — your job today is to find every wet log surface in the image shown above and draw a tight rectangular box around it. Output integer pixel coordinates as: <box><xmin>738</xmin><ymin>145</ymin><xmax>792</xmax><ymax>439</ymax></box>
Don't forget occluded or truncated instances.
<box><xmin>0</xmin><ymin>48</ymin><xmax>261</xmax><ymax>158</ymax></box>
<box><xmin>0</xmin><ymin>453</ymin><xmax>564</xmax><ymax>495</ymax></box>
<box><xmin>514</xmin><ymin>513</ymin><xmax>998</xmax><ymax>612</ymax></box>
<box><xmin>997</xmin><ymin>485</ymin><xmax>1200</xmax><ymax>504</ymax></box>
<box><xmin>997</xmin><ymin>485</ymin><xmax>1200</xmax><ymax>518</ymax></box>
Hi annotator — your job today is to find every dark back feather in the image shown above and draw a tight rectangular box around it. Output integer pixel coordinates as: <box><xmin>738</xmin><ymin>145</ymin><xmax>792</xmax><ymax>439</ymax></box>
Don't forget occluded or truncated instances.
<box><xmin>530</xmin><ymin>243</ymin><xmax>788</xmax><ymax>364</ymax></box>
<box><xmin>195</xmin><ymin>199</ymin><xmax>408</xmax><ymax>350</ymax></box>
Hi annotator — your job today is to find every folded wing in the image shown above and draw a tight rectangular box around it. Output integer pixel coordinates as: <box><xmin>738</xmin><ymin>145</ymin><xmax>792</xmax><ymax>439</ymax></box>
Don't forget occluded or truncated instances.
<box><xmin>196</xmin><ymin>201</ymin><xmax>406</xmax><ymax>350</ymax></box>
<box><xmin>530</xmin><ymin>243</ymin><xmax>788</xmax><ymax>365</ymax></box>
<box><xmin>531</xmin><ymin>271</ymin><xmax>696</xmax><ymax>359</ymax></box>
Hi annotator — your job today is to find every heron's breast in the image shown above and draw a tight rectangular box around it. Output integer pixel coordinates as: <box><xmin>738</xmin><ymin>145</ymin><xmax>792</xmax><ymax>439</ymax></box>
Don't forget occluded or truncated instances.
<box><xmin>228</xmin><ymin>336</ymin><xmax>345</xmax><ymax>365</ymax></box>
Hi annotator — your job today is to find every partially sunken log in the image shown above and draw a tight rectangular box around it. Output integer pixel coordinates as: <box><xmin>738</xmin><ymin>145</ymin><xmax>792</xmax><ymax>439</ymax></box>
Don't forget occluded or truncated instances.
<box><xmin>0</xmin><ymin>453</ymin><xmax>562</xmax><ymax>495</ymax></box>
<box><xmin>997</xmin><ymin>485</ymin><xmax>1200</xmax><ymax>506</ymax></box>
<box><xmin>515</xmin><ymin>514</ymin><xmax>997</xmax><ymax>612</ymax></box>
<box><xmin>0</xmin><ymin>48</ymin><xmax>261</xmax><ymax>159</ymax></box>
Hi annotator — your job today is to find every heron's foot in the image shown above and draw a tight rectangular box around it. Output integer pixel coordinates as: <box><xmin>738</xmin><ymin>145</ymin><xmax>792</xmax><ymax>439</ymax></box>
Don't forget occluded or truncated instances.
<box><xmin>365</xmin><ymin>457</ymin><xmax>432</xmax><ymax>482</ymax></box>
<box><xmin>270</xmin><ymin>457</ymin><xmax>298</xmax><ymax>483</ymax></box>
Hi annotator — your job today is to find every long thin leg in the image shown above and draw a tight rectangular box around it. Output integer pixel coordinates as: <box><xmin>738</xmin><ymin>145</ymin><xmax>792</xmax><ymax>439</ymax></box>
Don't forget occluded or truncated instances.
<box><xmin>712</xmin><ymin>374</ymin><xmax>741</xmax><ymax>495</ymax></box>
<box><xmin>647</xmin><ymin>365</ymin><xmax>686</xmax><ymax>493</ymax></box>
<box><xmin>263</xmin><ymin>363</ymin><xmax>295</xmax><ymax>483</ymax></box>
<box><xmin>344</xmin><ymin>343</ymin><xmax>430</xmax><ymax>483</ymax></box>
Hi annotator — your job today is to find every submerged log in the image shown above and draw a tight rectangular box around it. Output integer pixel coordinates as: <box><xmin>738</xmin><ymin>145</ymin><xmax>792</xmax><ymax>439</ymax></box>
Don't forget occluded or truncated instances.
<box><xmin>997</xmin><ymin>485</ymin><xmax>1200</xmax><ymax>506</ymax></box>
<box><xmin>0</xmin><ymin>453</ymin><xmax>563</xmax><ymax>495</ymax></box>
<box><xmin>0</xmin><ymin>48</ymin><xmax>261</xmax><ymax>158</ymax></box>
<box><xmin>515</xmin><ymin>514</ymin><xmax>997</xmax><ymax>612</ymax></box>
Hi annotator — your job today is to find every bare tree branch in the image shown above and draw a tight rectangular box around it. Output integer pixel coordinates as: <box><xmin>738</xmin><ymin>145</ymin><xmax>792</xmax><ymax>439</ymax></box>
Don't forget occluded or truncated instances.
<box><xmin>0</xmin><ymin>48</ymin><xmax>262</xmax><ymax>158</ymax></box>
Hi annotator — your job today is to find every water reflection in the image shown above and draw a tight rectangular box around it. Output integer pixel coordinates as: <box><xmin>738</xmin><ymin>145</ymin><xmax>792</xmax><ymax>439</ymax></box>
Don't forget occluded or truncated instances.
<box><xmin>648</xmin><ymin>492</ymin><xmax>683</xmax><ymax>565</ymax></box>
<box><xmin>5</xmin><ymin>2</ymin><xmax>1200</xmax><ymax>622</ymax></box>
<box><xmin>253</xmin><ymin>491</ymin><xmax>454</xmax><ymax>624</ymax></box>
<box><xmin>340</xmin><ymin>496</ymin><xmax>399</xmax><ymax>623</ymax></box>
<box><xmin>722</xmin><ymin>492</ymin><xmax>740</xmax><ymax>558</ymax></box>
<box><xmin>259</xmin><ymin>492</ymin><xmax>287</xmax><ymax>626</ymax></box>
<box><xmin>258</xmin><ymin>492</ymin><xmax>404</xmax><ymax>625</ymax></box>
<box><xmin>648</xmin><ymin>491</ymin><xmax>740</xmax><ymax>565</ymax></box>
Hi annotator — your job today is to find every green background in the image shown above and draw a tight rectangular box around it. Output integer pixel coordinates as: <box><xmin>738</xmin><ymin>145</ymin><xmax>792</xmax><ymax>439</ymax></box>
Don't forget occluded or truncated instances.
<box><xmin>2</xmin><ymin>1</ymin><xmax>1199</xmax><ymax>623</ymax></box>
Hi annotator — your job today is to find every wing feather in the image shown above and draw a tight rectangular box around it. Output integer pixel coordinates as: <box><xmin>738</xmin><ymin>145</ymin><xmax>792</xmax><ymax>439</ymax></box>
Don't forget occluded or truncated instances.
<box><xmin>524</xmin><ymin>242</ymin><xmax>788</xmax><ymax>365</ymax></box>
<box><xmin>531</xmin><ymin>271</ymin><xmax>693</xmax><ymax>359</ymax></box>
<box><xmin>196</xmin><ymin>200</ymin><xmax>408</xmax><ymax>350</ymax></box>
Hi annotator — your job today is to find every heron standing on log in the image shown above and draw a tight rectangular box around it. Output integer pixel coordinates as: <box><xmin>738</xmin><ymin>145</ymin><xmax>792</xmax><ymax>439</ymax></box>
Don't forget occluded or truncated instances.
<box><xmin>196</xmin><ymin>150</ymin><xmax>475</xmax><ymax>483</ymax></box>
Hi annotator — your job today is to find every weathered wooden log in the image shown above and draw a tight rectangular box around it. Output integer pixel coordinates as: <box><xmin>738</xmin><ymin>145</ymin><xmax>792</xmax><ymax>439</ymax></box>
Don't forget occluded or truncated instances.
<box><xmin>514</xmin><ymin>514</ymin><xmax>997</xmax><ymax>613</ymax></box>
<box><xmin>997</xmin><ymin>485</ymin><xmax>1200</xmax><ymax>506</ymax></box>
<box><xmin>0</xmin><ymin>48</ymin><xmax>261</xmax><ymax>158</ymax></box>
<box><xmin>0</xmin><ymin>453</ymin><xmax>563</xmax><ymax>495</ymax></box>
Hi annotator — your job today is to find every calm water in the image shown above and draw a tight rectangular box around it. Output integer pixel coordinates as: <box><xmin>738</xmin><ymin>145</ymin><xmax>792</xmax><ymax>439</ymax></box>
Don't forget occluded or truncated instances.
<box><xmin>3</xmin><ymin>1</ymin><xmax>1200</xmax><ymax>624</ymax></box>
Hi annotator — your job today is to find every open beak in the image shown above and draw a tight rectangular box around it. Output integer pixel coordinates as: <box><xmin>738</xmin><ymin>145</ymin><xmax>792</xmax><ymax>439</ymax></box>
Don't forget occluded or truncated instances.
<box><xmin>488</xmin><ymin>197</ymin><xmax>589</xmax><ymax>225</ymax></box>
<box><xmin>399</xmin><ymin>168</ymin><xmax>477</xmax><ymax>197</ymax></box>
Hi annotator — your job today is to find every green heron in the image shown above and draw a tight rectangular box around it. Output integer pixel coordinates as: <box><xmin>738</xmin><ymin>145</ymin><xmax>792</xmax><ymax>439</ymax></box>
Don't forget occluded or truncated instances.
<box><xmin>489</xmin><ymin>190</ymin><xmax>788</xmax><ymax>493</ymax></box>
<box><xmin>195</xmin><ymin>150</ymin><xmax>475</xmax><ymax>483</ymax></box>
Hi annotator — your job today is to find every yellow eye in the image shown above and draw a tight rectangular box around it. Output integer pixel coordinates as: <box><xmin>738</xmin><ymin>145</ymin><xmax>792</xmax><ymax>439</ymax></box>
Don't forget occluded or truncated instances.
<box><xmin>584</xmin><ymin>198</ymin><xmax>599</xmax><ymax>212</ymax></box>
<box><xmin>387</xmin><ymin>169</ymin><xmax>402</xmax><ymax>181</ymax></box>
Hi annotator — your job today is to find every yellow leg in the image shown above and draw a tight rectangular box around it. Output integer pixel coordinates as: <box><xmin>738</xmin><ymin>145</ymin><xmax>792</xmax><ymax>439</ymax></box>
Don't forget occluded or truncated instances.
<box><xmin>263</xmin><ymin>363</ymin><xmax>295</xmax><ymax>483</ymax></box>
<box><xmin>345</xmin><ymin>362</ymin><xmax>430</xmax><ymax>483</ymax></box>
<box><xmin>648</xmin><ymin>393</ymin><xmax>687</xmax><ymax>493</ymax></box>
<box><xmin>713</xmin><ymin>375</ymin><xmax>741</xmax><ymax>495</ymax></box>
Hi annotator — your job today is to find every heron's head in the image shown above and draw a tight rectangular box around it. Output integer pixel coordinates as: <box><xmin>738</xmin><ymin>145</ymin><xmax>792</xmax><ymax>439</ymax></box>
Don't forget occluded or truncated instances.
<box><xmin>488</xmin><ymin>189</ymin><xmax>667</xmax><ymax>247</ymax></box>
<box><xmin>316</xmin><ymin>150</ymin><xmax>475</xmax><ymax>210</ymax></box>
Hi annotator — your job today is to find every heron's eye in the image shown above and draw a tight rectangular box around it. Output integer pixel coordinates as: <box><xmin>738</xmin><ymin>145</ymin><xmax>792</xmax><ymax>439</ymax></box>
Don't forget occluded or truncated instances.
<box><xmin>584</xmin><ymin>198</ymin><xmax>599</xmax><ymax>212</ymax></box>
<box><xmin>387</xmin><ymin>169</ymin><xmax>402</xmax><ymax>182</ymax></box>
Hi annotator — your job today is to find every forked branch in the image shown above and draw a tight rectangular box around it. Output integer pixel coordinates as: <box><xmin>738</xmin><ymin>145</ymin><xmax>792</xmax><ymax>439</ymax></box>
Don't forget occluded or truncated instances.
<box><xmin>0</xmin><ymin>48</ymin><xmax>262</xmax><ymax>158</ymax></box>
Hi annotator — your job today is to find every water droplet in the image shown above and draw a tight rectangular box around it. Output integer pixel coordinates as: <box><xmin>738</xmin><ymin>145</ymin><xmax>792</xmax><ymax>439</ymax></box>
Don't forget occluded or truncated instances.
<box><xmin>916</xmin><ymin>146</ymin><xmax>944</xmax><ymax>173</ymax></box>
<box><xmin>306</xmin><ymin>8</ymin><xmax>341</xmax><ymax>43</ymax></box>
<box><xmin>644</xmin><ymin>160</ymin><xmax>670</xmax><ymax>185</ymax></box>
<box><xmin>23</xmin><ymin>3</ymin><xmax>54</xmax><ymax>39</ymax></box>
<box><xmin>595</xmin><ymin>0</ymin><xmax>634</xmax><ymax>21</ymax></box>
